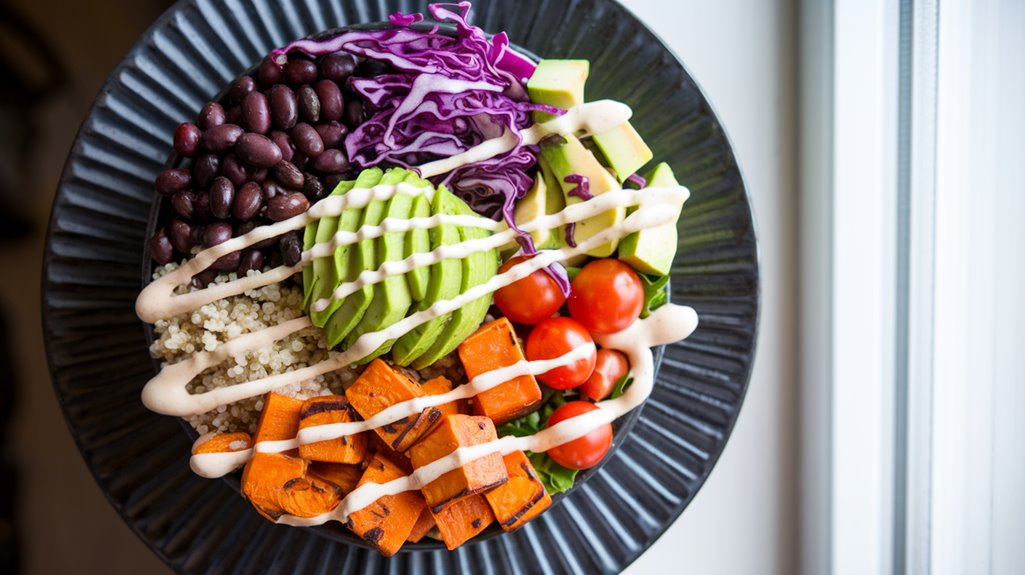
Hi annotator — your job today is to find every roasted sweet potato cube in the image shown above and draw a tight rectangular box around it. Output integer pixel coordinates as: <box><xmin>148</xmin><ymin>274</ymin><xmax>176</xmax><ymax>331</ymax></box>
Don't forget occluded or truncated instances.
<box><xmin>298</xmin><ymin>395</ymin><xmax>368</xmax><ymax>464</ymax></box>
<box><xmin>241</xmin><ymin>452</ymin><xmax>342</xmax><ymax>521</ymax></box>
<box><xmin>421</xmin><ymin>375</ymin><xmax>469</xmax><ymax>418</ymax></box>
<box><xmin>346</xmin><ymin>359</ymin><xmax>443</xmax><ymax>452</ymax></box>
<box><xmin>408</xmin><ymin>414</ymin><xmax>508</xmax><ymax>512</ymax></box>
<box><xmin>458</xmin><ymin>318</ymin><xmax>542</xmax><ymax>424</ymax></box>
<box><xmin>484</xmin><ymin>450</ymin><xmax>552</xmax><ymax>531</ymax></box>
<box><xmin>431</xmin><ymin>493</ymin><xmax>495</xmax><ymax>550</ymax></box>
<box><xmin>254</xmin><ymin>393</ymin><xmax>304</xmax><ymax>444</ymax></box>
<box><xmin>309</xmin><ymin>462</ymin><xmax>364</xmax><ymax>495</ymax></box>
<box><xmin>406</xmin><ymin>506</ymin><xmax>437</xmax><ymax>543</ymax></box>
<box><xmin>192</xmin><ymin>432</ymin><xmax>252</xmax><ymax>454</ymax></box>
<box><xmin>346</xmin><ymin>452</ymin><xmax>426</xmax><ymax>557</ymax></box>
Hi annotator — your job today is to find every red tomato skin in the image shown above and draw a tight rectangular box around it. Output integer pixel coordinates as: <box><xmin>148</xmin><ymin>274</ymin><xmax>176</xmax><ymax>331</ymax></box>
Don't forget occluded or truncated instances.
<box><xmin>493</xmin><ymin>255</ymin><xmax>567</xmax><ymax>325</ymax></box>
<box><xmin>567</xmin><ymin>259</ymin><xmax>644</xmax><ymax>335</ymax></box>
<box><xmin>579</xmin><ymin>349</ymin><xmax>630</xmax><ymax>402</ymax></box>
<box><xmin>546</xmin><ymin>401</ymin><xmax>613</xmax><ymax>470</ymax></box>
<box><xmin>525</xmin><ymin>317</ymin><xmax>597</xmax><ymax>389</ymax></box>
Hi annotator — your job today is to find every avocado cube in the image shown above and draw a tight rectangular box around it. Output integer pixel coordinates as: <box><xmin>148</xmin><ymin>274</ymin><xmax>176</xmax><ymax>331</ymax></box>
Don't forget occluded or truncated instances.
<box><xmin>527</xmin><ymin>59</ymin><xmax>589</xmax><ymax>122</ymax></box>
<box><xmin>510</xmin><ymin>170</ymin><xmax>566</xmax><ymax>255</ymax></box>
<box><xmin>617</xmin><ymin>162</ymin><xmax>683</xmax><ymax>276</ymax></box>
<box><xmin>592</xmin><ymin>122</ymin><xmax>653</xmax><ymax>182</ymax></box>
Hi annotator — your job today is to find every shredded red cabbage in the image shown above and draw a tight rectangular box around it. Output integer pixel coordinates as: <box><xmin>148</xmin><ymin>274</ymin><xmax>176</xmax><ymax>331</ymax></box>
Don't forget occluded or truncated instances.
<box><xmin>564</xmin><ymin>174</ymin><xmax>593</xmax><ymax>201</ymax></box>
<box><xmin>564</xmin><ymin>223</ymin><xmax>578</xmax><ymax>248</ymax></box>
<box><xmin>626</xmin><ymin>173</ymin><xmax>647</xmax><ymax>188</ymax></box>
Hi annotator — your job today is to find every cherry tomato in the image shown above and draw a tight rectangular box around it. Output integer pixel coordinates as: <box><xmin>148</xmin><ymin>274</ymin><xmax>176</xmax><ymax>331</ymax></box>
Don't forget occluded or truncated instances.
<box><xmin>567</xmin><ymin>259</ymin><xmax>644</xmax><ymax>335</ymax></box>
<box><xmin>525</xmin><ymin>317</ymin><xmax>596</xmax><ymax>389</ymax></box>
<box><xmin>579</xmin><ymin>349</ymin><xmax>630</xmax><ymax>402</ymax></box>
<box><xmin>546</xmin><ymin>401</ymin><xmax>613</xmax><ymax>470</ymax></box>
<box><xmin>493</xmin><ymin>255</ymin><xmax>567</xmax><ymax>324</ymax></box>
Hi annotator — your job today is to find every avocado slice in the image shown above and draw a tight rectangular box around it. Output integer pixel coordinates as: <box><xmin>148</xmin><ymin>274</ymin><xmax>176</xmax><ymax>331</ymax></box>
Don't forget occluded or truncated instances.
<box><xmin>509</xmin><ymin>169</ymin><xmax>566</xmax><ymax>256</ymax></box>
<box><xmin>617</xmin><ymin>162</ymin><xmax>682</xmax><ymax>276</ymax></box>
<box><xmin>592</xmin><ymin>122</ymin><xmax>653</xmax><ymax>182</ymax></box>
<box><xmin>411</xmin><ymin>190</ymin><xmax>499</xmax><ymax>369</ymax></box>
<box><xmin>527</xmin><ymin>59</ymin><xmax>589</xmax><ymax>122</ymax></box>
<box><xmin>302</xmin><ymin>216</ymin><xmax>319</xmax><ymax>309</ymax></box>
<box><xmin>344</xmin><ymin>169</ymin><xmax>416</xmax><ymax>362</ymax></box>
<box><xmin>322</xmin><ymin>168</ymin><xmax>387</xmax><ymax>348</ymax></box>
<box><xmin>405</xmin><ymin>190</ymin><xmax>432</xmax><ymax>302</ymax></box>
<box><xmin>539</xmin><ymin>134</ymin><xmax>625</xmax><ymax>257</ymax></box>
<box><xmin>308</xmin><ymin>179</ymin><xmax>358</xmax><ymax>327</ymax></box>
<box><xmin>391</xmin><ymin>186</ymin><xmax>465</xmax><ymax>366</ymax></box>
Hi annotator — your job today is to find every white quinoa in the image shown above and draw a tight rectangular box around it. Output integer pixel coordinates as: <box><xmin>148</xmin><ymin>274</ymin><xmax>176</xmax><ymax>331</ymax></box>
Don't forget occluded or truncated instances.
<box><xmin>148</xmin><ymin>263</ymin><xmax>466</xmax><ymax>435</ymax></box>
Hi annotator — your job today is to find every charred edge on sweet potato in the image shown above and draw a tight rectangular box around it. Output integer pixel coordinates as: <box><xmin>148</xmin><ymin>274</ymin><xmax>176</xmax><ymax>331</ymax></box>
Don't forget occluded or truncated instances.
<box><xmin>428</xmin><ymin>477</ymin><xmax>509</xmax><ymax>514</ymax></box>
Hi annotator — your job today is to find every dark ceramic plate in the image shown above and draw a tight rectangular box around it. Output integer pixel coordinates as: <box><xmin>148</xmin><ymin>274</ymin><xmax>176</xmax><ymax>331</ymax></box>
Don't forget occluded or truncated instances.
<box><xmin>42</xmin><ymin>0</ymin><xmax>759</xmax><ymax>573</ymax></box>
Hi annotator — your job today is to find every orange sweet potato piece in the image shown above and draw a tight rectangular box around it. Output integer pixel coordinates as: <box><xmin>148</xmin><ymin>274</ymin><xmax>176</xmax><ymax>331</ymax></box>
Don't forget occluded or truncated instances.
<box><xmin>309</xmin><ymin>462</ymin><xmax>364</xmax><ymax>495</ymax></box>
<box><xmin>192</xmin><ymin>432</ymin><xmax>252</xmax><ymax>454</ymax></box>
<box><xmin>484</xmin><ymin>450</ymin><xmax>552</xmax><ymax>531</ymax></box>
<box><xmin>253</xmin><ymin>393</ymin><xmax>304</xmax><ymax>444</ymax></box>
<box><xmin>406</xmin><ymin>506</ymin><xmax>437</xmax><ymax>543</ymax></box>
<box><xmin>408</xmin><ymin>414</ymin><xmax>508</xmax><ymax>512</ymax></box>
<box><xmin>346</xmin><ymin>359</ymin><xmax>443</xmax><ymax>452</ymax></box>
<box><xmin>458</xmin><ymin>318</ymin><xmax>542</xmax><ymax>425</ymax></box>
<box><xmin>431</xmin><ymin>493</ymin><xmax>495</xmax><ymax>550</ymax></box>
<box><xmin>421</xmin><ymin>375</ymin><xmax>469</xmax><ymax>418</ymax></box>
<box><xmin>298</xmin><ymin>395</ymin><xmax>368</xmax><ymax>464</ymax></box>
<box><xmin>241</xmin><ymin>452</ymin><xmax>342</xmax><ymax>521</ymax></box>
<box><xmin>346</xmin><ymin>452</ymin><xmax>426</xmax><ymax>557</ymax></box>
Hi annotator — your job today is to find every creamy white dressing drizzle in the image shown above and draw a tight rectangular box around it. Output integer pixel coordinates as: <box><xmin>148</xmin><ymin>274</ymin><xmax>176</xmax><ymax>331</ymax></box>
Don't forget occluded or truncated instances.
<box><xmin>140</xmin><ymin>99</ymin><xmax>699</xmax><ymax>529</ymax></box>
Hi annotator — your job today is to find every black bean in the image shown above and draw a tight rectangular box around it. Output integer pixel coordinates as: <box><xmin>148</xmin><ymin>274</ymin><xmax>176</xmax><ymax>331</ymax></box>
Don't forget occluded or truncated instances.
<box><xmin>284</xmin><ymin>58</ymin><xmax>318</xmax><ymax>86</ymax></box>
<box><xmin>155</xmin><ymin>168</ymin><xmax>192</xmax><ymax>196</ymax></box>
<box><xmin>273</xmin><ymin>161</ymin><xmax>304</xmax><ymax>189</ymax></box>
<box><xmin>171</xmin><ymin>190</ymin><xmax>196</xmax><ymax>219</ymax></box>
<box><xmin>266</xmin><ymin>192</ymin><xmax>310</xmax><ymax>221</ymax></box>
<box><xmin>226</xmin><ymin>105</ymin><xmax>243</xmax><ymax>126</ymax></box>
<box><xmin>204</xmin><ymin>221</ymin><xmax>233</xmax><ymax>247</ymax></box>
<box><xmin>173</xmin><ymin>122</ymin><xmax>202</xmax><ymax>157</ymax></box>
<box><xmin>241</xmin><ymin>91</ymin><xmax>271</xmax><ymax>134</ymax></box>
<box><xmin>356</xmin><ymin>59</ymin><xmax>391</xmax><ymax>78</ymax></box>
<box><xmin>279</xmin><ymin>231</ymin><xmax>303</xmax><ymax>266</ymax></box>
<box><xmin>189</xmin><ymin>224</ymin><xmax>206</xmax><ymax>248</ymax></box>
<box><xmin>237</xmin><ymin>249</ymin><xmax>265</xmax><ymax>275</ymax></box>
<box><xmin>261</xmin><ymin>180</ymin><xmax>285</xmax><ymax>201</ymax></box>
<box><xmin>236</xmin><ymin>221</ymin><xmax>278</xmax><ymax>250</ymax></box>
<box><xmin>314</xmin><ymin>121</ymin><xmax>347</xmax><ymax>148</ymax></box>
<box><xmin>320</xmin><ymin>53</ymin><xmax>356</xmax><ymax>82</ymax></box>
<box><xmin>193</xmin><ymin>153</ymin><xmax>220</xmax><ymax>189</ymax></box>
<box><xmin>314</xmin><ymin>80</ymin><xmax>344</xmax><ymax>122</ymax></box>
<box><xmin>292</xmin><ymin>152</ymin><xmax>309</xmax><ymax>171</ymax></box>
<box><xmin>220</xmin><ymin>154</ymin><xmax>248</xmax><ymax>186</ymax></box>
<box><xmin>194</xmin><ymin>192</ymin><xmax>212</xmax><ymax>222</ymax></box>
<box><xmin>269</xmin><ymin>131</ymin><xmax>294</xmax><ymax>162</ymax></box>
<box><xmin>297</xmin><ymin>85</ymin><xmax>321</xmax><ymax>123</ymax></box>
<box><xmin>233</xmin><ymin>182</ymin><xmax>263</xmax><ymax>221</ymax></box>
<box><xmin>323</xmin><ymin>173</ymin><xmax>349</xmax><ymax>191</ymax></box>
<box><xmin>257</xmin><ymin>56</ymin><xmax>284</xmax><ymax>87</ymax></box>
<box><xmin>191</xmin><ymin>269</ymin><xmax>218</xmax><ymax>289</ymax></box>
<box><xmin>198</xmin><ymin>101</ymin><xmax>226</xmax><ymax>130</ymax></box>
<box><xmin>343</xmin><ymin>100</ymin><xmax>363</xmax><ymax>128</ymax></box>
<box><xmin>203</xmin><ymin>123</ymin><xmax>244</xmax><ymax>153</ymax></box>
<box><xmin>291</xmin><ymin>122</ymin><xmax>324</xmax><ymax>157</ymax></box>
<box><xmin>269</xmin><ymin>84</ymin><xmax>298</xmax><ymax>131</ymax></box>
<box><xmin>228</xmin><ymin>75</ymin><xmax>256</xmax><ymax>105</ymax></box>
<box><xmin>310</xmin><ymin>148</ymin><xmax>349</xmax><ymax>173</ymax></box>
<box><xmin>302</xmin><ymin>172</ymin><xmax>325</xmax><ymax>201</ymax></box>
<box><xmin>251</xmin><ymin>168</ymin><xmax>268</xmax><ymax>182</ymax></box>
<box><xmin>236</xmin><ymin>132</ymin><xmax>283</xmax><ymax>168</ymax></box>
<box><xmin>209</xmin><ymin>177</ymin><xmax>235</xmax><ymax>219</ymax></box>
<box><xmin>210</xmin><ymin>250</ymin><xmax>242</xmax><ymax>272</ymax></box>
<box><xmin>168</xmin><ymin>219</ymin><xmax>193</xmax><ymax>253</ymax></box>
<box><xmin>149</xmin><ymin>229</ymin><xmax>174</xmax><ymax>264</ymax></box>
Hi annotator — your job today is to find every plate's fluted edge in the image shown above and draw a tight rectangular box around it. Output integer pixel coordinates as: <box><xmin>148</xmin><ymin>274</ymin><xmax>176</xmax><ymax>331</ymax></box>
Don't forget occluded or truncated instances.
<box><xmin>41</xmin><ymin>0</ymin><xmax>761</xmax><ymax>573</ymax></box>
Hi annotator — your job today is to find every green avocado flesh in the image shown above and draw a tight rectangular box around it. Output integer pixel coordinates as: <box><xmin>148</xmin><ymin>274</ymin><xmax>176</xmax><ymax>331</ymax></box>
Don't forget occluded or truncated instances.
<box><xmin>302</xmin><ymin>167</ymin><xmax>497</xmax><ymax>368</ymax></box>
<box><xmin>411</xmin><ymin>190</ymin><xmax>498</xmax><ymax>370</ymax></box>
<box><xmin>617</xmin><ymin>162</ymin><xmax>681</xmax><ymax>276</ymax></box>
<box><xmin>391</xmin><ymin>187</ymin><xmax>465</xmax><ymax>367</ymax></box>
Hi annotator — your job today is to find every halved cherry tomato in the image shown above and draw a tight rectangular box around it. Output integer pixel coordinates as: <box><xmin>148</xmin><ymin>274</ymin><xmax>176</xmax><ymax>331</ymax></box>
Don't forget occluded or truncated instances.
<box><xmin>579</xmin><ymin>349</ymin><xmax>629</xmax><ymax>402</ymax></box>
<box><xmin>493</xmin><ymin>255</ymin><xmax>567</xmax><ymax>324</ymax></box>
<box><xmin>567</xmin><ymin>259</ymin><xmax>644</xmax><ymax>335</ymax></box>
<box><xmin>546</xmin><ymin>401</ymin><xmax>613</xmax><ymax>470</ymax></box>
<box><xmin>525</xmin><ymin>317</ymin><xmax>596</xmax><ymax>389</ymax></box>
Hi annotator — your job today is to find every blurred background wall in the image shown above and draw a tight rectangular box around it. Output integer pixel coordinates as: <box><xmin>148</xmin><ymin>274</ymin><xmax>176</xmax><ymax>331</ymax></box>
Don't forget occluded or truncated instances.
<box><xmin>0</xmin><ymin>1</ymin><xmax>798</xmax><ymax>573</ymax></box>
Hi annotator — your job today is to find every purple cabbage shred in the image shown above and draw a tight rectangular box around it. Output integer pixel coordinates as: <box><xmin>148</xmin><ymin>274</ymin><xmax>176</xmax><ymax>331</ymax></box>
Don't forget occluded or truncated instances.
<box><xmin>564</xmin><ymin>174</ymin><xmax>593</xmax><ymax>201</ymax></box>
<box><xmin>626</xmin><ymin>173</ymin><xmax>647</xmax><ymax>188</ymax></box>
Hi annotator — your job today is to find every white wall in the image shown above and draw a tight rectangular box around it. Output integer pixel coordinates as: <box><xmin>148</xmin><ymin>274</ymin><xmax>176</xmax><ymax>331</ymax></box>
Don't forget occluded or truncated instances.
<box><xmin>619</xmin><ymin>1</ymin><xmax>799</xmax><ymax>574</ymax></box>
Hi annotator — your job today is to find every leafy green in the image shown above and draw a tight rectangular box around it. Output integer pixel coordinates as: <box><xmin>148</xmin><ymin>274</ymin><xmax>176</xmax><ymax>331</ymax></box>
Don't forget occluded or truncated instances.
<box><xmin>496</xmin><ymin>391</ymin><xmax>578</xmax><ymax>494</ymax></box>
<box><xmin>565</xmin><ymin>266</ymin><xmax>583</xmax><ymax>282</ymax></box>
<box><xmin>610</xmin><ymin>374</ymin><xmax>633</xmax><ymax>400</ymax></box>
<box><xmin>639</xmin><ymin>273</ymin><xmax>669</xmax><ymax>318</ymax></box>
